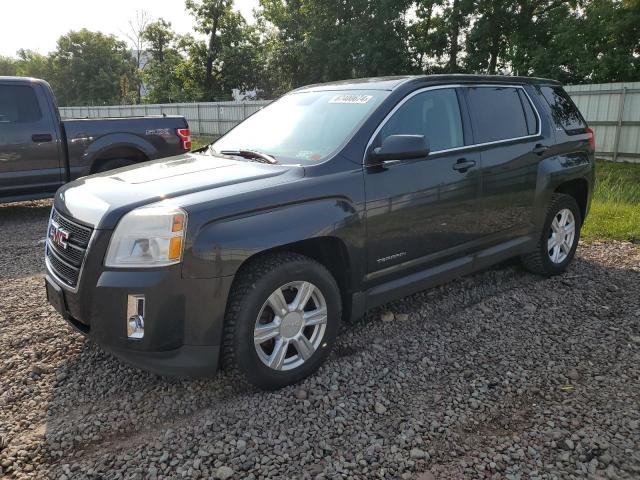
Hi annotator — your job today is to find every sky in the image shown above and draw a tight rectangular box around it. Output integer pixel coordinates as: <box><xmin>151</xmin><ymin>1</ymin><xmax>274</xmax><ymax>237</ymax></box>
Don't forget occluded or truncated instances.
<box><xmin>0</xmin><ymin>0</ymin><xmax>260</xmax><ymax>57</ymax></box>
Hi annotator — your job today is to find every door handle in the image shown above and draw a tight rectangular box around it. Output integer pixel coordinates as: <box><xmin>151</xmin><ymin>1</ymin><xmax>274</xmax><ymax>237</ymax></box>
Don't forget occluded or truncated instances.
<box><xmin>452</xmin><ymin>158</ymin><xmax>476</xmax><ymax>173</ymax></box>
<box><xmin>532</xmin><ymin>143</ymin><xmax>549</xmax><ymax>155</ymax></box>
<box><xmin>32</xmin><ymin>133</ymin><xmax>52</xmax><ymax>143</ymax></box>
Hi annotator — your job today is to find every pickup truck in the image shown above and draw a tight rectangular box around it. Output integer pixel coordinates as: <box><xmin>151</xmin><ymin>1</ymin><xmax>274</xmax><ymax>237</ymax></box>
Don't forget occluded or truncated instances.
<box><xmin>45</xmin><ymin>75</ymin><xmax>595</xmax><ymax>390</ymax></box>
<box><xmin>0</xmin><ymin>77</ymin><xmax>191</xmax><ymax>203</ymax></box>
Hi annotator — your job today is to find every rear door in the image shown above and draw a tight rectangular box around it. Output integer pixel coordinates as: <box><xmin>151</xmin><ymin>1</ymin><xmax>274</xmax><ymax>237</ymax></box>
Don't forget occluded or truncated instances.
<box><xmin>463</xmin><ymin>85</ymin><xmax>547</xmax><ymax>241</ymax></box>
<box><xmin>364</xmin><ymin>87</ymin><xmax>483</xmax><ymax>280</ymax></box>
<box><xmin>0</xmin><ymin>82</ymin><xmax>62</xmax><ymax>197</ymax></box>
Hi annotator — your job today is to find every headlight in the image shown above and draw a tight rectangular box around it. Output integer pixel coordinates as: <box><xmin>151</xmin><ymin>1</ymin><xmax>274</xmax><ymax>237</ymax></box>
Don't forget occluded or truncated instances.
<box><xmin>105</xmin><ymin>205</ymin><xmax>187</xmax><ymax>268</ymax></box>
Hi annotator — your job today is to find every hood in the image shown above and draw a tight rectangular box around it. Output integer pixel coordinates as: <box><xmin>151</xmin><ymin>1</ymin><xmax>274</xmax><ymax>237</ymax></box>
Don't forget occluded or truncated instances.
<box><xmin>55</xmin><ymin>153</ymin><xmax>295</xmax><ymax>228</ymax></box>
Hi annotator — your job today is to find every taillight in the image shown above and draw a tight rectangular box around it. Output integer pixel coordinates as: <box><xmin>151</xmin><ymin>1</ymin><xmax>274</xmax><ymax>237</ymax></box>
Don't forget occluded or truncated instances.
<box><xmin>586</xmin><ymin>127</ymin><xmax>596</xmax><ymax>151</ymax></box>
<box><xmin>176</xmin><ymin>128</ymin><xmax>191</xmax><ymax>151</ymax></box>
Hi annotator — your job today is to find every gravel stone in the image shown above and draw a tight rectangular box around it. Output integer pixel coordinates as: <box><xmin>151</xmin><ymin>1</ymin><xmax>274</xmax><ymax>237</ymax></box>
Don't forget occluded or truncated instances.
<box><xmin>410</xmin><ymin>448</ymin><xmax>428</xmax><ymax>459</ymax></box>
<box><xmin>1</xmin><ymin>200</ymin><xmax>639</xmax><ymax>479</ymax></box>
<box><xmin>215</xmin><ymin>465</ymin><xmax>234</xmax><ymax>479</ymax></box>
<box><xmin>381</xmin><ymin>311</ymin><xmax>395</xmax><ymax>322</ymax></box>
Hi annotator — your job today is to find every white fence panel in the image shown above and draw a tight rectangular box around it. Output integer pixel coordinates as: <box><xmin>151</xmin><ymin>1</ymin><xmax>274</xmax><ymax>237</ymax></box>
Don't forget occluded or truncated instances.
<box><xmin>565</xmin><ymin>82</ymin><xmax>640</xmax><ymax>163</ymax></box>
<box><xmin>59</xmin><ymin>100</ymin><xmax>272</xmax><ymax>138</ymax></box>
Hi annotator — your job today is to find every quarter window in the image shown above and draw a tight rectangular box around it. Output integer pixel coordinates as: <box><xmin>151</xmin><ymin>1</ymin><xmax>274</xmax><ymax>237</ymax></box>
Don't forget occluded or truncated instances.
<box><xmin>0</xmin><ymin>85</ymin><xmax>43</xmax><ymax>124</ymax></box>
<box><xmin>539</xmin><ymin>86</ymin><xmax>586</xmax><ymax>134</ymax></box>
<box><xmin>467</xmin><ymin>87</ymin><xmax>532</xmax><ymax>143</ymax></box>
<box><xmin>380</xmin><ymin>88</ymin><xmax>464</xmax><ymax>152</ymax></box>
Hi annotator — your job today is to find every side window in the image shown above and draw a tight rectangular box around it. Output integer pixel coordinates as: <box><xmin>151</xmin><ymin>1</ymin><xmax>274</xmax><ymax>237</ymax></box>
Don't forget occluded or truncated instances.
<box><xmin>380</xmin><ymin>88</ymin><xmax>464</xmax><ymax>152</ymax></box>
<box><xmin>539</xmin><ymin>86</ymin><xmax>586</xmax><ymax>134</ymax></box>
<box><xmin>467</xmin><ymin>87</ymin><xmax>530</xmax><ymax>143</ymax></box>
<box><xmin>0</xmin><ymin>85</ymin><xmax>43</xmax><ymax>124</ymax></box>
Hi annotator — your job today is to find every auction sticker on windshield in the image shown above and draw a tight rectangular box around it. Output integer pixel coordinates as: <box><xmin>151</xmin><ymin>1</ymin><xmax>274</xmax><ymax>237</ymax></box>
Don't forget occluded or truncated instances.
<box><xmin>329</xmin><ymin>95</ymin><xmax>373</xmax><ymax>104</ymax></box>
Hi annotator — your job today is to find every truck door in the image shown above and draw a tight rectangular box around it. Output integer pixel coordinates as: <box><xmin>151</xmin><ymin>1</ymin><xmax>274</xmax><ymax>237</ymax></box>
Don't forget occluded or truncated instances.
<box><xmin>0</xmin><ymin>81</ymin><xmax>62</xmax><ymax>198</ymax></box>
<box><xmin>364</xmin><ymin>87</ymin><xmax>483</xmax><ymax>281</ymax></box>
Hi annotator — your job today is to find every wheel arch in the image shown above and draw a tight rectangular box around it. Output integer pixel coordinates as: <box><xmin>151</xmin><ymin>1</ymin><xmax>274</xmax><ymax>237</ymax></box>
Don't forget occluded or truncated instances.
<box><xmin>554</xmin><ymin>178</ymin><xmax>589</xmax><ymax>222</ymax></box>
<box><xmin>80</xmin><ymin>133</ymin><xmax>158</xmax><ymax>175</ymax></box>
<box><xmin>238</xmin><ymin>236</ymin><xmax>354</xmax><ymax>320</ymax></box>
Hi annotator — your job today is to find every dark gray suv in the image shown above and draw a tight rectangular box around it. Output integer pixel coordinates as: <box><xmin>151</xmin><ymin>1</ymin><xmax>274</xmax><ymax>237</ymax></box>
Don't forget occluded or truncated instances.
<box><xmin>45</xmin><ymin>75</ymin><xmax>595</xmax><ymax>390</ymax></box>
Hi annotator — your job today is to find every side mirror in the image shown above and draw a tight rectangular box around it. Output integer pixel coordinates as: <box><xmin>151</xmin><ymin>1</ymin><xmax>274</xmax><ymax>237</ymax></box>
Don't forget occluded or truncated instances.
<box><xmin>369</xmin><ymin>134</ymin><xmax>430</xmax><ymax>164</ymax></box>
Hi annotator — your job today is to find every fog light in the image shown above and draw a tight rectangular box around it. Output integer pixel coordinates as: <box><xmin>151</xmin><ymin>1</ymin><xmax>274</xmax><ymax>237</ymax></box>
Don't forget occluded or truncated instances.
<box><xmin>127</xmin><ymin>295</ymin><xmax>145</xmax><ymax>339</ymax></box>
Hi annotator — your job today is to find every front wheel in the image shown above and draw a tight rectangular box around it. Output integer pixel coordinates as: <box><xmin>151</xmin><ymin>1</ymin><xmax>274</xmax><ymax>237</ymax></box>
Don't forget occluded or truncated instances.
<box><xmin>222</xmin><ymin>252</ymin><xmax>341</xmax><ymax>390</ymax></box>
<box><xmin>521</xmin><ymin>193</ymin><xmax>582</xmax><ymax>276</ymax></box>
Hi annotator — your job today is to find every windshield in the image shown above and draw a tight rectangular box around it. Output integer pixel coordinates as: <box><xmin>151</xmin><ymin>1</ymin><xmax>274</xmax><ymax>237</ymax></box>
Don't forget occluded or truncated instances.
<box><xmin>210</xmin><ymin>90</ymin><xmax>387</xmax><ymax>164</ymax></box>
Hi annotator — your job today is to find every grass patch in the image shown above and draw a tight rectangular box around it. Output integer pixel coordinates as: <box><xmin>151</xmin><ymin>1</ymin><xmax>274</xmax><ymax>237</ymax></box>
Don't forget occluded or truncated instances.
<box><xmin>582</xmin><ymin>160</ymin><xmax>640</xmax><ymax>243</ymax></box>
<box><xmin>191</xmin><ymin>136</ymin><xmax>217</xmax><ymax>150</ymax></box>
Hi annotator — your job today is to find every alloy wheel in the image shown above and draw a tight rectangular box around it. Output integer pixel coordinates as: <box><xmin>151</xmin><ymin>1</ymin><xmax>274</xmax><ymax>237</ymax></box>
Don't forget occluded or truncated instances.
<box><xmin>548</xmin><ymin>208</ymin><xmax>576</xmax><ymax>264</ymax></box>
<box><xmin>254</xmin><ymin>281</ymin><xmax>328</xmax><ymax>371</ymax></box>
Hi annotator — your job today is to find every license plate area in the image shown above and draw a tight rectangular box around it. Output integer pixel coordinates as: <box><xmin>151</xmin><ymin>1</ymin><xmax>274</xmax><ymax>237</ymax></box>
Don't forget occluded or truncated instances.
<box><xmin>45</xmin><ymin>276</ymin><xmax>68</xmax><ymax>319</ymax></box>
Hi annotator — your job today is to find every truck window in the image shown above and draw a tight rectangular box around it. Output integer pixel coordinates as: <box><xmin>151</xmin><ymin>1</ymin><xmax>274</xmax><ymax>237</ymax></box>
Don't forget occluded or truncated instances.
<box><xmin>380</xmin><ymin>88</ymin><xmax>464</xmax><ymax>152</ymax></box>
<box><xmin>0</xmin><ymin>85</ymin><xmax>43</xmax><ymax>124</ymax></box>
<box><xmin>539</xmin><ymin>86</ymin><xmax>586</xmax><ymax>134</ymax></box>
<box><xmin>467</xmin><ymin>86</ymin><xmax>531</xmax><ymax>143</ymax></box>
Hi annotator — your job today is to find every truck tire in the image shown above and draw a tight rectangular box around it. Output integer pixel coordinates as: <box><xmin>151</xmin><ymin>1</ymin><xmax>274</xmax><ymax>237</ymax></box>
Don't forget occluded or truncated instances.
<box><xmin>94</xmin><ymin>158</ymin><xmax>136</xmax><ymax>173</ymax></box>
<box><xmin>222</xmin><ymin>252</ymin><xmax>342</xmax><ymax>390</ymax></box>
<box><xmin>521</xmin><ymin>193</ymin><xmax>582</xmax><ymax>276</ymax></box>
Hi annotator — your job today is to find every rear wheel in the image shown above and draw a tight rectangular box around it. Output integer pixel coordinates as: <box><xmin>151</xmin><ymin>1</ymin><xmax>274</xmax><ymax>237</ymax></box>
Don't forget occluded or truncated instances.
<box><xmin>222</xmin><ymin>252</ymin><xmax>341</xmax><ymax>390</ymax></box>
<box><xmin>521</xmin><ymin>193</ymin><xmax>582</xmax><ymax>276</ymax></box>
<box><xmin>94</xmin><ymin>158</ymin><xmax>136</xmax><ymax>173</ymax></box>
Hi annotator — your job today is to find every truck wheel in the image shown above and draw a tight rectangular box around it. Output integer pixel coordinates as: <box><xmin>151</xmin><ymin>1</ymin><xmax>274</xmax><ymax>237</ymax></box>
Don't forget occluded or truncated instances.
<box><xmin>94</xmin><ymin>158</ymin><xmax>135</xmax><ymax>173</ymax></box>
<box><xmin>222</xmin><ymin>252</ymin><xmax>341</xmax><ymax>390</ymax></box>
<box><xmin>521</xmin><ymin>193</ymin><xmax>582</xmax><ymax>276</ymax></box>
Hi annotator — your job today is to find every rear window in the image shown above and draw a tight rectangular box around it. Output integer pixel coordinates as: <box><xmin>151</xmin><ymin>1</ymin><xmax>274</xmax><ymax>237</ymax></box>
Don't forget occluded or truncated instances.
<box><xmin>467</xmin><ymin>86</ymin><xmax>533</xmax><ymax>143</ymax></box>
<box><xmin>539</xmin><ymin>86</ymin><xmax>586</xmax><ymax>134</ymax></box>
<box><xmin>0</xmin><ymin>84</ymin><xmax>43</xmax><ymax>124</ymax></box>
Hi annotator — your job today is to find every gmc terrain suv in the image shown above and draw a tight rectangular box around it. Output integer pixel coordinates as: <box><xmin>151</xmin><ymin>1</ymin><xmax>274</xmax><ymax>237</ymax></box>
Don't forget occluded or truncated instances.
<box><xmin>45</xmin><ymin>75</ymin><xmax>595</xmax><ymax>390</ymax></box>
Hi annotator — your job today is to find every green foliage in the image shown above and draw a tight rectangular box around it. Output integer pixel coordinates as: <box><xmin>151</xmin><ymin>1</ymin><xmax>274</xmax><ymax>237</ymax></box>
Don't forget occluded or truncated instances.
<box><xmin>257</xmin><ymin>0</ymin><xmax>416</xmax><ymax>93</ymax></box>
<box><xmin>0</xmin><ymin>56</ymin><xmax>18</xmax><ymax>76</ymax></box>
<box><xmin>2</xmin><ymin>0</ymin><xmax>639</xmax><ymax>104</ymax></box>
<box><xmin>48</xmin><ymin>30</ymin><xmax>137</xmax><ymax>106</ymax></box>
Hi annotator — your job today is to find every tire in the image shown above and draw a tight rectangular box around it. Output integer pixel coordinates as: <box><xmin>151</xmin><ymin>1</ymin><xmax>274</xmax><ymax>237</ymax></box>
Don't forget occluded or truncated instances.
<box><xmin>94</xmin><ymin>158</ymin><xmax>136</xmax><ymax>173</ymax></box>
<box><xmin>521</xmin><ymin>193</ymin><xmax>582</xmax><ymax>276</ymax></box>
<box><xmin>222</xmin><ymin>252</ymin><xmax>342</xmax><ymax>390</ymax></box>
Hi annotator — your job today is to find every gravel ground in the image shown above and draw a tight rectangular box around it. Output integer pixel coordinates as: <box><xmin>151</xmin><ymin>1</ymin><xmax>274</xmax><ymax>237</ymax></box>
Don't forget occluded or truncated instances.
<box><xmin>1</xmin><ymin>199</ymin><xmax>639</xmax><ymax>480</ymax></box>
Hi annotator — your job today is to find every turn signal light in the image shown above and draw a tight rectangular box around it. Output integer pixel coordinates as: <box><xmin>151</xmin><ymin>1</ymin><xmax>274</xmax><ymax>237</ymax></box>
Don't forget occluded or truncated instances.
<box><xmin>168</xmin><ymin>237</ymin><xmax>183</xmax><ymax>261</ymax></box>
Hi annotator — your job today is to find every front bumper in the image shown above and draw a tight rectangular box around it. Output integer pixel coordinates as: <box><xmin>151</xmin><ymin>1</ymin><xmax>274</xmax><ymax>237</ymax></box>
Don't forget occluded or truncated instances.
<box><xmin>45</xmin><ymin>255</ymin><xmax>234</xmax><ymax>377</ymax></box>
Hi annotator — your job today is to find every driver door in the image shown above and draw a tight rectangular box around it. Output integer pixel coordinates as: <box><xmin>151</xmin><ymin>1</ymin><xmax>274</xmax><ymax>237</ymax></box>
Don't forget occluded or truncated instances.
<box><xmin>364</xmin><ymin>87</ymin><xmax>483</xmax><ymax>282</ymax></box>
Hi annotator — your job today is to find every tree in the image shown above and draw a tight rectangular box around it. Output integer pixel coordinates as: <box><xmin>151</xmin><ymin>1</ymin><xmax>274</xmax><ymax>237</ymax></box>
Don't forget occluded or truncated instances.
<box><xmin>464</xmin><ymin>0</ymin><xmax>514</xmax><ymax>74</ymax></box>
<box><xmin>0</xmin><ymin>56</ymin><xmax>17</xmax><ymax>76</ymax></box>
<box><xmin>186</xmin><ymin>0</ymin><xmax>234</xmax><ymax>95</ymax></box>
<box><xmin>141</xmin><ymin>19</ymin><xmax>192</xmax><ymax>103</ymax></box>
<box><xmin>123</xmin><ymin>10</ymin><xmax>151</xmax><ymax>103</ymax></box>
<box><xmin>48</xmin><ymin>30</ymin><xmax>137</xmax><ymax>106</ymax></box>
<box><xmin>258</xmin><ymin>0</ymin><xmax>415</xmax><ymax>93</ymax></box>
<box><xmin>14</xmin><ymin>49</ymin><xmax>50</xmax><ymax>79</ymax></box>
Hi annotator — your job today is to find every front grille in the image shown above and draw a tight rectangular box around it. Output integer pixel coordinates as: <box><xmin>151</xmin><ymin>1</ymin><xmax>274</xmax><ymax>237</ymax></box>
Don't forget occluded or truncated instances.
<box><xmin>51</xmin><ymin>209</ymin><xmax>92</xmax><ymax>247</ymax></box>
<box><xmin>46</xmin><ymin>209</ymin><xmax>94</xmax><ymax>288</ymax></box>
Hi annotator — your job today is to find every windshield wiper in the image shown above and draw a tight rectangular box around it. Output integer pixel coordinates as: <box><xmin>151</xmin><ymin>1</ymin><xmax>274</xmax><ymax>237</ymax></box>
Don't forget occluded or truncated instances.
<box><xmin>219</xmin><ymin>149</ymin><xmax>278</xmax><ymax>164</ymax></box>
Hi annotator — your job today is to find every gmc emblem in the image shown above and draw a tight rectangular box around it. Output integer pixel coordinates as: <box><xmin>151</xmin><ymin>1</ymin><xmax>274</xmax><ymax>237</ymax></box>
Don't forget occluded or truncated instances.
<box><xmin>49</xmin><ymin>221</ymin><xmax>70</xmax><ymax>250</ymax></box>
